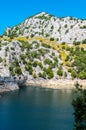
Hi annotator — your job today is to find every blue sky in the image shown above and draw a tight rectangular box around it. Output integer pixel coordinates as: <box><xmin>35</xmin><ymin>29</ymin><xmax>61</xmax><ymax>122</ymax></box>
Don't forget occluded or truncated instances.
<box><xmin>0</xmin><ymin>0</ymin><xmax>86</xmax><ymax>34</ymax></box>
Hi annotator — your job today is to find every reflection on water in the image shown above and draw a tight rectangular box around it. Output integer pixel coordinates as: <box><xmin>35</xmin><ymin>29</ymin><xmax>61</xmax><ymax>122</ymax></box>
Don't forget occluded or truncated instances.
<box><xmin>0</xmin><ymin>86</ymin><xmax>74</xmax><ymax>130</ymax></box>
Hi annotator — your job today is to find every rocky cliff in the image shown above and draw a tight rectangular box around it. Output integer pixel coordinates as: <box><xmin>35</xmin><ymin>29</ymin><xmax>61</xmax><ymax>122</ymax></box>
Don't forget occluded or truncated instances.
<box><xmin>0</xmin><ymin>12</ymin><xmax>86</xmax><ymax>80</ymax></box>
<box><xmin>4</xmin><ymin>12</ymin><xmax>86</xmax><ymax>44</ymax></box>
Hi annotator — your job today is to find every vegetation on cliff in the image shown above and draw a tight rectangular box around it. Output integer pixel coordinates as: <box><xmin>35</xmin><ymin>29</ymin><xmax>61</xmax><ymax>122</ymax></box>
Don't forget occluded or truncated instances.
<box><xmin>0</xmin><ymin>35</ymin><xmax>86</xmax><ymax>79</ymax></box>
<box><xmin>0</xmin><ymin>12</ymin><xmax>86</xmax><ymax>79</ymax></box>
<box><xmin>72</xmin><ymin>84</ymin><xmax>86</xmax><ymax>130</ymax></box>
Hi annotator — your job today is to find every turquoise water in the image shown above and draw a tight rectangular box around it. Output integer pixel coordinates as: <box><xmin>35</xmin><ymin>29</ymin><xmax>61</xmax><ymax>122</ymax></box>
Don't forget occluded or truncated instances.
<box><xmin>0</xmin><ymin>86</ymin><xmax>74</xmax><ymax>130</ymax></box>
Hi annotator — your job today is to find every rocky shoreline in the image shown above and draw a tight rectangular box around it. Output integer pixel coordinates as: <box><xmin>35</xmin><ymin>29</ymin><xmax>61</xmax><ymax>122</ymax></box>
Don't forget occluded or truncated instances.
<box><xmin>0</xmin><ymin>79</ymin><xmax>86</xmax><ymax>93</ymax></box>
<box><xmin>0</xmin><ymin>82</ymin><xmax>19</xmax><ymax>93</ymax></box>
<box><xmin>25</xmin><ymin>79</ymin><xmax>86</xmax><ymax>90</ymax></box>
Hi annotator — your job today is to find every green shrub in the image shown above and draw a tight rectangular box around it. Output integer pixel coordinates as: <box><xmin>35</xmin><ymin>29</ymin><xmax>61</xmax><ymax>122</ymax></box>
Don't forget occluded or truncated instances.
<box><xmin>47</xmin><ymin>71</ymin><xmax>54</xmax><ymax>79</ymax></box>
<box><xmin>38</xmin><ymin>72</ymin><xmax>42</xmax><ymax>77</ymax></box>
<box><xmin>66</xmin><ymin>29</ymin><xmax>69</xmax><ymax>33</ymax></box>
<box><xmin>65</xmin><ymin>55</ymin><xmax>70</xmax><ymax>61</ymax></box>
<box><xmin>52</xmin><ymin>52</ymin><xmax>55</xmax><ymax>56</ymax></box>
<box><xmin>50</xmin><ymin>38</ymin><xmax>54</xmax><ymax>41</ymax></box>
<box><xmin>38</xmin><ymin>48</ymin><xmax>49</xmax><ymax>56</ymax></box>
<box><xmin>80</xmin><ymin>25</ymin><xmax>86</xmax><ymax>29</ymax></box>
<box><xmin>42</xmin><ymin>72</ymin><xmax>46</xmax><ymax>79</ymax></box>
<box><xmin>38</xmin><ymin>62</ymin><xmax>43</xmax><ymax>69</ymax></box>
<box><xmin>20</xmin><ymin>54</ymin><xmax>26</xmax><ymax>60</ymax></box>
<box><xmin>46</xmin><ymin>33</ymin><xmax>50</xmax><ymax>37</ymax></box>
<box><xmin>64</xmin><ymin>24</ymin><xmax>67</xmax><ymax>28</ymax></box>
<box><xmin>57</xmin><ymin>68</ymin><xmax>63</xmax><ymax>76</ymax></box>
<box><xmin>5</xmin><ymin>47</ymin><xmax>9</xmax><ymax>52</ymax></box>
<box><xmin>64</xmin><ymin>72</ymin><xmax>67</xmax><ymax>78</ymax></box>
<box><xmin>25</xmin><ymin>64</ymin><xmax>33</xmax><ymax>75</ymax></box>
<box><xmin>33</xmin><ymin>61</ymin><xmax>38</xmax><ymax>67</ymax></box>
<box><xmin>73</xmin><ymin>41</ymin><xmax>81</xmax><ymax>45</ymax></box>
<box><xmin>44</xmin><ymin>58</ymin><xmax>52</xmax><ymax>65</ymax></box>
<box><xmin>42</xmin><ymin>43</ymin><xmax>51</xmax><ymax>48</ymax></box>
<box><xmin>11</xmin><ymin>47</ymin><xmax>15</xmax><ymax>50</ymax></box>
<box><xmin>71</xmin><ymin>70</ymin><xmax>77</xmax><ymax>79</ymax></box>
<box><xmin>78</xmin><ymin>71</ymin><xmax>86</xmax><ymax>79</ymax></box>
<box><xmin>30</xmin><ymin>34</ymin><xmax>34</xmax><ymax>38</ymax></box>
<box><xmin>82</xmin><ymin>39</ymin><xmax>86</xmax><ymax>44</ymax></box>
<box><xmin>62</xmin><ymin>46</ymin><xmax>65</xmax><ymax>49</ymax></box>
<box><xmin>15</xmin><ymin>66</ymin><xmax>22</xmax><ymax>75</ymax></box>
<box><xmin>31</xmin><ymin>51</ymin><xmax>38</xmax><ymax>58</ymax></box>
<box><xmin>33</xmin><ymin>73</ymin><xmax>37</xmax><ymax>78</ymax></box>
<box><xmin>9</xmin><ymin>66</ymin><xmax>13</xmax><ymax>71</ymax></box>
<box><xmin>66</xmin><ymin>47</ymin><xmax>71</xmax><ymax>51</ymax></box>
<box><xmin>54</xmin><ymin>57</ymin><xmax>58</xmax><ymax>62</ymax></box>
<box><xmin>68</xmin><ymin>68</ymin><xmax>72</xmax><ymax>73</ymax></box>
<box><xmin>0</xmin><ymin>57</ymin><xmax>3</xmax><ymax>63</ymax></box>
<box><xmin>43</xmin><ymin>67</ymin><xmax>54</xmax><ymax>79</ymax></box>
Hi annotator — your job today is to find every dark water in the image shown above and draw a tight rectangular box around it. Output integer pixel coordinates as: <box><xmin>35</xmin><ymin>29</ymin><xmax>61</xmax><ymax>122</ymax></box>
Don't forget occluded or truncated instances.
<box><xmin>0</xmin><ymin>86</ymin><xmax>74</xmax><ymax>130</ymax></box>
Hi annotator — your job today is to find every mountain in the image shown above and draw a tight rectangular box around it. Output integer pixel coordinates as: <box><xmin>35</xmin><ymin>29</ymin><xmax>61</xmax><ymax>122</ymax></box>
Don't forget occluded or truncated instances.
<box><xmin>0</xmin><ymin>12</ymin><xmax>86</xmax><ymax>81</ymax></box>
<box><xmin>4</xmin><ymin>12</ymin><xmax>86</xmax><ymax>44</ymax></box>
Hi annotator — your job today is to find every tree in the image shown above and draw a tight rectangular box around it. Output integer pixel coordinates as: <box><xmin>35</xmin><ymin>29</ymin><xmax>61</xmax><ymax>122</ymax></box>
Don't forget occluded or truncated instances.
<box><xmin>82</xmin><ymin>39</ymin><xmax>86</xmax><ymax>44</ymax></box>
<box><xmin>73</xmin><ymin>41</ymin><xmax>81</xmax><ymax>45</ymax></box>
<box><xmin>9</xmin><ymin>66</ymin><xmax>13</xmax><ymax>72</ymax></box>
<box><xmin>0</xmin><ymin>57</ymin><xmax>3</xmax><ymax>63</ymax></box>
<box><xmin>57</xmin><ymin>68</ymin><xmax>63</xmax><ymax>76</ymax></box>
<box><xmin>47</xmin><ymin>71</ymin><xmax>54</xmax><ymax>79</ymax></box>
<box><xmin>65</xmin><ymin>55</ymin><xmax>70</xmax><ymax>61</ymax></box>
<box><xmin>78</xmin><ymin>71</ymin><xmax>86</xmax><ymax>79</ymax></box>
<box><xmin>43</xmin><ymin>67</ymin><xmax>54</xmax><ymax>79</ymax></box>
<box><xmin>71</xmin><ymin>70</ymin><xmax>77</xmax><ymax>79</ymax></box>
<box><xmin>25</xmin><ymin>64</ymin><xmax>33</xmax><ymax>75</ymax></box>
<box><xmin>15</xmin><ymin>66</ymin><xmax>22</xmax><ymax>75</ymax></box>
<box><xmin>72</xmin><ymin>86</ymin><xmax>86</xmax><ymax>130</ymax></box>
<box><xmin>50</xmin><ymin>38</ymin><xmax>54</xmax><ymax>41</ymax></box>
<box><xmin>33</xmin><ymin>61</ymin><xmax>38</xmax><ymax>67</ymax></box>
<box><xmin>30</xmin><ymin>34</ymin><xmax>34</xmax><ymax>38</ymax></box>
<box><xmin>42</xmin><ymin>72</ymin><xmax>46</xmax><ymax>79</ymax></box>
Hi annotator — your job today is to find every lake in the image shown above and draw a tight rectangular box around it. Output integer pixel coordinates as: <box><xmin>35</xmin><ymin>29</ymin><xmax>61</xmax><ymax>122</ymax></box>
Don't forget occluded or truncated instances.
<box><xmin>0</xmin><ymin>86</ymin><xmax>74</xmax><ymax>130</ymax></box>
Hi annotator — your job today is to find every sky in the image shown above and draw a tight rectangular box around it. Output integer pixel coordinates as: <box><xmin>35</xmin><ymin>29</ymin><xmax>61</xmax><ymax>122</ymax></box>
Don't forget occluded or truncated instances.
<box><xmin>0</xmin><ymin>0</ymin><xmax>86</xmax><ymax>34</ymax></box>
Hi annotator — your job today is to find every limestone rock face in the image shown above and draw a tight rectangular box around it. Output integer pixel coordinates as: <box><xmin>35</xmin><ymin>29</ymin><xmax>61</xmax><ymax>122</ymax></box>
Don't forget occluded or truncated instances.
<box><xmin>5</xmin><ymin>12</ymin><xmax>86</xmax><ymax>44</ymax></box>
<box><xmin>0</xmin><ymin>12</ymin><xmax>85</xmax><ymax>90</ymax></box>
<box><xmin>5</xmin><ymin>82</ymin><xmax>19</xmax><ymax>91</ymax></box>
<box><xmin>0</xmin><ymin>82</ymin><xmax>19</xmax><ymax>93</ymax></box>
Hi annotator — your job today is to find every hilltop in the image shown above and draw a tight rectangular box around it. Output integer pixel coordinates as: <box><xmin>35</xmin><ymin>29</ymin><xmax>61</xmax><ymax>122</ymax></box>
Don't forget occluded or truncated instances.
<box><xmin>4</xmin><ymin>12</ymin><xmax>86</xmax><ymax>44</ymax></box>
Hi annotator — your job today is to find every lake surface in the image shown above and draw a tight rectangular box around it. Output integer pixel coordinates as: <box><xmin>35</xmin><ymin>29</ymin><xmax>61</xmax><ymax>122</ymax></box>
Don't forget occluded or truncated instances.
<box><xmin>0</xmin><ymin>86</ymin><xmax>74</xmax><ymax>130</ymax></box>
